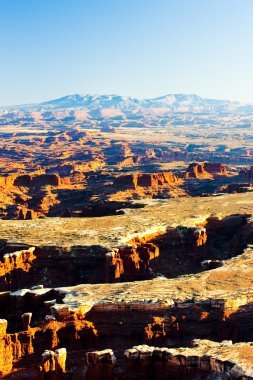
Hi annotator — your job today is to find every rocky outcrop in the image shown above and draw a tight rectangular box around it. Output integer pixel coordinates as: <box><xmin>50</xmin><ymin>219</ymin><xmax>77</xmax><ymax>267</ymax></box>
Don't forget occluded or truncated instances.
<box><xmin>113</xmin><ymin>172</ymin><xmax>179</xmax><ymax>189</ymax></box>
<box><xmin>116</xmin><ymin>243</ymin><xmax>159</xmax><ymax>280</ymax></box>
<box><xmin>0</xmin><ymin>172</ymin><xmax>76</xmax><ymax>219</ymax></box>
<box><xmin>0</xmin><ymin>247</ymin><xmax>36</xmax><ymax>290</ymax></box>
<box><xmin>72</xmin><ymin>160</ymin><xmax>105</xmax><ymax>172</ymax></box>
<box><xmin>30</xmin><ymin>187</ymin><xmax>60</xmax><ymax>214</ymax></box>
<box><xmin>1</xmin><ymin>240</ymin><xmax>253</xmax><ymax>378</ymax></box>
<box><xmin>111</xmin><ymin>172</ymin><xmax>185</xmax><ymax>199</ymax></box>
<box><xmin>0</xmin><ymin>244</ymin><xmax>115</xmax><ymax>291</ymax></box>
<box><xmin>14</xmin><ymin>173</ymin><xmax>70</xmax><ymax>187</ymax></box>
<box><xmin>113</xmin><ymin>174</ymin><xmax>136</xmax><ymax>189</ymax></box>
<box><xmin>239</xmin><ymin>166</ymin><xmax>253</xmax><ymax>181</ymax></box>
<box><xmin>0</xmin><ymin>241</ymin><xmax>158</xmax><ymax>290</ymax></box>
<box><xmin>16</xmin><ymin>187</ymin><xmax>61</xmax><ymax>219</ymax></box>
<box><xmin>39</xmin><ymin>348</ymin><xmax>67</xmax><ymax>379</ymax></box>
<box><xmin>0</xmin><ymin>173</ymin><xmax>70</xmax><ymax>191</ymax></box>
<box><xmin>46</xmin><ymin>159</ymin><xmax>104</xmax><ymax>175</ymax></box>
<box><xmin>0</xmin><ymin>175</ymin><xmax>17</xmax><ymax>188</ymax></box>
<box><xmin>116</xmin><ymin>156</ymin><xmax>141</xmax><ymax>168</ymax></box>
<box><xmin>0</xmin><ymin>197</ymin><xmax>253</xmax><ymax>377</ymax></box>
<box><xmin>0</xmin><ymin>287</ymin><xmax>100</xmax><ymax>377</ymax></box>
<box><xmin>85</xmin><ymin>349</ymin><xmax>116</xmax><ymax>380</ymax></box>
<box><xmin>0</xmin><ymin>319</ymin><xmax>12</xmax><ymax>377</ymax></box>
<box><xmin>184</xmin><ymin>162</ymin><xmax>227</xmax><ymax>179</ymax></box>
<box><xmin>123</xmin><ymin>340</ymin><xmax>253</xmax><ymax>380</ymax></box>
<box><xmin>204</xmin><ymin>162</ymin><xmax>228</xmax><ymax>175</ymax></box>
<box><xmin>184</xmin><ymin>163</ymin><xmax>212</xmax><ymax>179</ymax></box>
<box><xmin>18</xmin><ymin>207</ymin><xmax>37</xmax><ymax>220</ymax></box>
<box><xmin>0</xmin><ymin>315</ymin><xmax>96</xmax><ymax>378</ymax></box>
<box><xmin>165</xmin><ymin>226</ymin><xmax>207</xmax><ymax>247</ymax></box>
<box><xmin>0</xmin><ymin>213</ymin><xmax>251</xmax><ymax>290</ymax></box>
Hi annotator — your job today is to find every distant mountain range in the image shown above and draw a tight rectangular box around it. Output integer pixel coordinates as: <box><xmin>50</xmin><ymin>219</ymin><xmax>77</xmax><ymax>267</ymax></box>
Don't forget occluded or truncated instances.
<box><xmin>1</xmin><ymin>93</ymin><xmax>253</xmax><ymax>113</ymax></box>
<box><xmin>1</xmin><ymin>94</ymin><xmax>253</xmax><ymax>124</ymax></box>
<box><xmin>39</xmin><ymin>93</ymin><xmax>245</xmax><ymax>112</ymax></box>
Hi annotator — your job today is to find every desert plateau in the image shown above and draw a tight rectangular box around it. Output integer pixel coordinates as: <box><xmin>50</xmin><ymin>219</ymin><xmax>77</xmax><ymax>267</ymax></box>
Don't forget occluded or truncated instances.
<box><xmin>1</xmin><ymin>0</ymin><xmax>253</xmax><ymax>378</ymax></box>
<box><xmin>0</xmin><ymin>93</ymin><xmax>253</xmax><ymax>379</ymax></box>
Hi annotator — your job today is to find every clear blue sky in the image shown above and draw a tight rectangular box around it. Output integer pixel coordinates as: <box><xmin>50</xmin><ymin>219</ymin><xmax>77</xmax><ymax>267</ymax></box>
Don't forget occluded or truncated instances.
<box><xmin>0</xmin><ymin>0</ymin><xmax>253</xmax><ymax>105</ymax></box>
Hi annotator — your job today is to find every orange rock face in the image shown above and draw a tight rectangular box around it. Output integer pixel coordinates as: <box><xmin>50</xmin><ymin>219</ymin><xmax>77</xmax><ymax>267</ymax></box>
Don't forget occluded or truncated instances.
<box><xmin>39</xmin><ymin>348</ymin><xmax>67</xmax><ymax>379</ymax></box>
<box><xmin>13</xmin><ymin>173</ymin><xmax>70</xmax><ymax>187</ymax></box>
<box><xmin>0</xmin><ymin>248</ymin><xmax>36</xmax><ymax>289</ymax></box>
<box><xmin>145</xmin><ymin>317</ymin><xmax>166</xmax><ymax>340</ymax></box>
<box><xmin>114</xmin><ymin>172</ymin><xmax>179</xmax><ymax>189</ymax></box>
<box><xmin>0</xmin><ymin>320</ymin><xmax>12</xmax><ymax>377</ymax></box>
<box><xmin>0</xmin><ymin>315</ymin><xmax>97</xmax><ymax>378</ymax></box>
<box><xmin>111</xmin><ymin>172</ymin><xmax>186</xmax><ymax>199</ymax></box>
<box><xmin>115</xmin><ymin>243</ymin><xmax>160</xmax><ymax>280</ymax></box>
<box><xmin>184</xmin><ymin>162</ymin><xmax>227</xmax><ymax>179</ymax></box>
<box><xmin>0</xmin><ymin>173</ymin><xmax>69</xmax><ymax>189</ymax></box>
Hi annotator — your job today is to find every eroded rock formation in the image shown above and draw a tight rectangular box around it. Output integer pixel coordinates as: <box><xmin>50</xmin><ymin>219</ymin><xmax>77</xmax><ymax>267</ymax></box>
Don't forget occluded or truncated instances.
<box><xmin>111</xmin><ymin>172</ymin><xmax>186</xmax><ymax>199</ymax></box>
<box><xmin>0</xmin><ymin>194</ymin><xmax>253</xmax><ymax>378</ymax></box>
<box><xmin>113</xmin><ymin>172</ymin><xmax>179</xmax><ymax>189</ymax></box>
<box><xmin>0</xmin><ymin>247</ymin><xmax>36</xmax><ymax>290</ymax></box>
<box><xmin>240</xmin><ymin>166</ymin><xmax>253</xmax><ymax>181</ymax></box>
<box><xmin>184</xmin><ymin>162</ymin><xmax>228</xmax><ymax>179</ymax></box>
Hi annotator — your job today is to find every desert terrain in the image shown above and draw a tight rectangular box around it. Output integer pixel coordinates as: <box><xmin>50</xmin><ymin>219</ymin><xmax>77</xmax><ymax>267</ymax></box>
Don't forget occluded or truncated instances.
<box><xmin>0</xmin><ymin>94</ymin><xmax>253</xmax><ymax>379</ymax></box>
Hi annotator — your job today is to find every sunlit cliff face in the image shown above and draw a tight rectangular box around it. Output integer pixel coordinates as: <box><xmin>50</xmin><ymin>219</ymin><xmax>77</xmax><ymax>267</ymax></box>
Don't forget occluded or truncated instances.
<box><xmin>1</xmin><ymin>94</ymin><xmax>253</xmax><ymax>378</ymax></box>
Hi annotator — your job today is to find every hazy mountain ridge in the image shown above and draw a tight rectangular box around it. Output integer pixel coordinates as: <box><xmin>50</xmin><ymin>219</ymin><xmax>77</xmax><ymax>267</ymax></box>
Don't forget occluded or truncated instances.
<box><xmin>0</xmin><ymin>93</ymin><xmax>251</xmax><ymax>112</ymax></box>
<box><xmin>1</xmin><ymin>94</ymin><xmax>253</xmax><ymax>125</ymax></box>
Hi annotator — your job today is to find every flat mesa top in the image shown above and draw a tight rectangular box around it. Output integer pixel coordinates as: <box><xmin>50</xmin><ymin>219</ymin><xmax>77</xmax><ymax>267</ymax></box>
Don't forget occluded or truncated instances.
<box><xmin>0</xmin><ymin>192</ymin><xmax>252</xmax><ymax>248</ymax></box>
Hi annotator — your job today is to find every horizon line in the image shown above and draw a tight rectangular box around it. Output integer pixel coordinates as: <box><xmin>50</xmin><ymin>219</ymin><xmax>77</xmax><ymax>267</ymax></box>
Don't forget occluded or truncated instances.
<box><xmin>0</xmin><ymin>92</ymin><xmax>248</xmax><ymax>109</ymax></box>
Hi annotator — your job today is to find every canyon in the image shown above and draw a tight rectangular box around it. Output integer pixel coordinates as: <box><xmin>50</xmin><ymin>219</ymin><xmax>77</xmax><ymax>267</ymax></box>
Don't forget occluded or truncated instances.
<box><xmin>0</xmin><ymin>94</ymin><xmax>253</xmax><ymax>378</ymax></box>
<box><xmin>0</xmin><ymin>193</ymin><xmax>253</xmax><ymax>378</ymax></box>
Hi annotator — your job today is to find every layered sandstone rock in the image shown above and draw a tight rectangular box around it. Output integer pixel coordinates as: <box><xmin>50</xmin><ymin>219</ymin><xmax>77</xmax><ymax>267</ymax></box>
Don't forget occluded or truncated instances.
<box><xmin>113</xmin><ymin>172</ymin><xmax>179</xmax><ymax>189</ymax></box>
<box><xmin>116</xmin><ymin>242</ymin><xmax>159</xmax><ymax>280</ymax></box>
<box><xmin>122</xmin><ymin>340</ymin><xmax>253</xmax><ymax>379</ymax></box>
<box><xmin>14</xmin><ymin>173</ymin><xmax>70</xmax><ymax>187</ymax></box>
<box><xmin>184</xmin><ymin>162</ymin><xmax>227</xmax><ymax>179</ymax></box>
<box><xmin>204</xmin><ymin>162</ymin><xmax>228</xmax><ymax>175</ymax></box>
<box><xmin>0</xmin><ymin>195</ymin><xmax>253</xmax><ymax>377</ymax></box>
<box><xmin>0</xmin><ymin>319</ymin><xmax>12</xmax><ymax>377</ymax></box>
<box><xmin>0</xmin><ymin>311</ymin><xmax>97</xmax><ymax>378</ymax></box>
<box><xmin>112</xmin><ymin>172</ymin><xmax>185</xmax><ymax>199</ymax></box>
<box><xmin>1</xmin><ymin>244</ymin><xmax>253</xmax><ymax>377</ymax></box>
<box><xmin>0</xmin><ymin>247</ymin><xmax>36</xmax><ymax>290</ymax></box>
<box><xmin>165</xmin><ymin>226</ymin><xmax>207</xmax><ymax>248</ymax></box>
<box><xmin>184</xmin><ymin>163</ymin><xmax>212</xmax><ymax>179</ymax></box>
<box><xmin>39</xmin><ymin>348</ymin><xmax>67</xmax><ymax>378</ymax></box>
<box><xmin>0</xmin><ymin>196</ymin><xmax>252</xmax><ymax>290</ymax></box>
<box><xmin>85</xmin><ymin>349</ymin><xmax>116</xmax><ymax>380</ymax></box>
<box><xmin>0</xmin><ymin>173</ymin><xmax>70</xmax><ymax>189</ymax></box>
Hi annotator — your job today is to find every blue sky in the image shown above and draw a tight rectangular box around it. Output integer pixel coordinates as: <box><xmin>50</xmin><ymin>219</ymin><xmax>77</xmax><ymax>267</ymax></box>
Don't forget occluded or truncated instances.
<box><xmin>0</xmin><ymin>0</ymin><xmax>253</xmax><ymax>105</ymax></box>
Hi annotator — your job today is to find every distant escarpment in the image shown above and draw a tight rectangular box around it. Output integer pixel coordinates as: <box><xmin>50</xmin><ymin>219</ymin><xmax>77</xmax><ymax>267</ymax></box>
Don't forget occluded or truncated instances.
<box><xmin>240</xmin><ymin>166</ymin><xmax>253</xmax><ymax>181</ymax></box>
<box><xmin>184</xmin><ymin>162</ymin><xmax>228</xmax><ymax>179</ymax></box>
<box><xmin>113</xmin><ymin>172</ymin><xmax>179</xmax><ymax>188</ymax></box>
<box><xmin>112</xmin><ymin>172</ymin><xmax>186</xmax><ymax>199</ymax></box>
